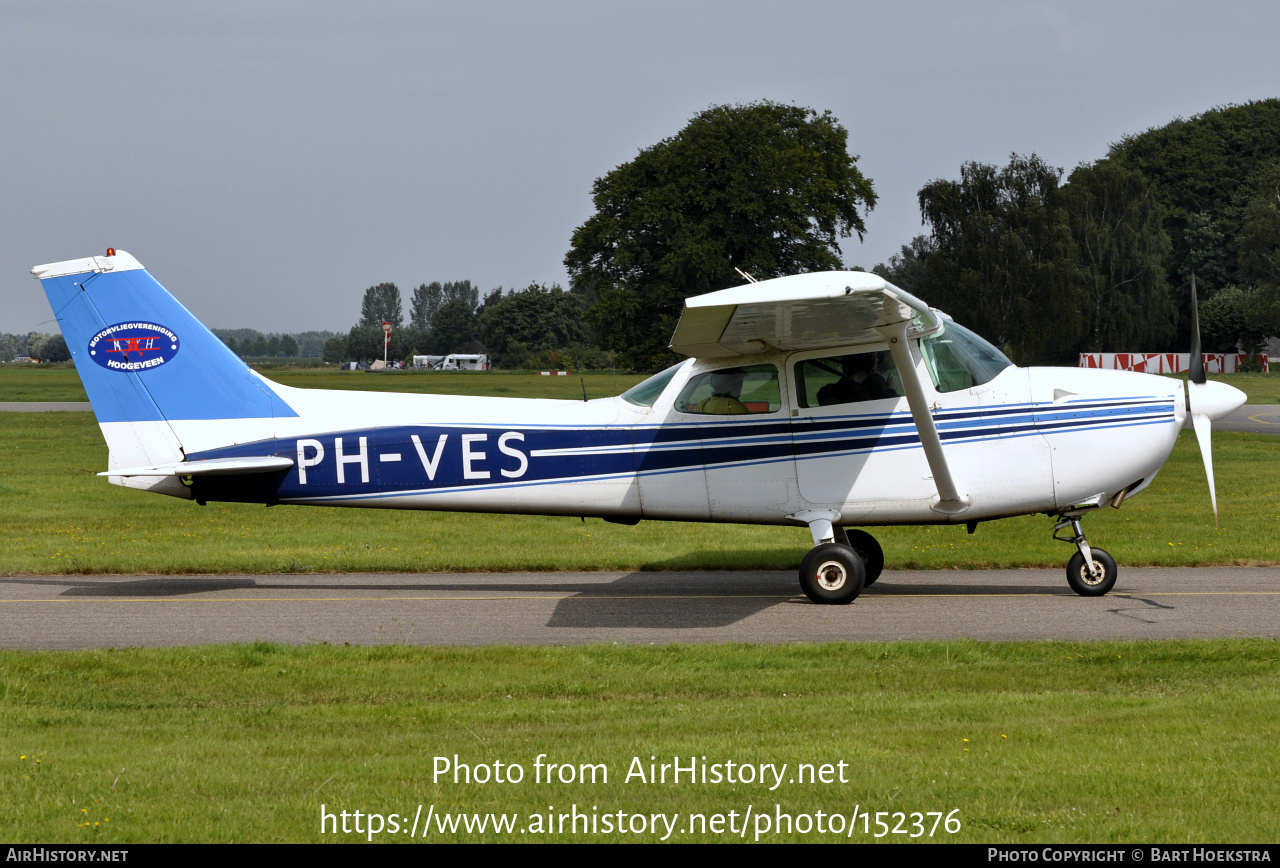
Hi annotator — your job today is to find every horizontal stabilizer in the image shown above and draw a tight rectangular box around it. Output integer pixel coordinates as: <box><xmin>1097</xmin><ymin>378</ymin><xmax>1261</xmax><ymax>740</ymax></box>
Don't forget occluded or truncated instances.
<box><xmin>99</xmin><ymin>456</ymin><xmax>295</xmax><ymax>478</ymax></box>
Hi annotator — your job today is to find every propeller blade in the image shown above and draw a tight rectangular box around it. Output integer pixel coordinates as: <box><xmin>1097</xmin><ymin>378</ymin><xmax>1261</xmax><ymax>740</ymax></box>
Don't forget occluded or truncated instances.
<box><xmin>1187</xmin><ymin>271</ymin><xmax>1213</xmax><ymax>522</ymax></box>
<box><xmin>1189</xmin><ymin>271</ymin><xmax>1206</xmax><ymax>385</ymax></box>
<box><xmin>1184</xmin><ymin>272</ymin><xmax>1247</xmax><ymax>525</ymax></box>
<box><xmin>1185</xmin><ymin>380</ymin><xmax>1247</xmax><ymax>520</ymax></box>
<box><xmin>1189</xmin><ymin>406</ymin><xmax>1218</xmax><ymax>526</ymax></box>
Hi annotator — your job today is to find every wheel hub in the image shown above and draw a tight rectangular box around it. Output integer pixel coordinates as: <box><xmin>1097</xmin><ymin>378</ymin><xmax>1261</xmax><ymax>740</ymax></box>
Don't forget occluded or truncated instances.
<box><xmin>1077</xmin><ymin>560</ymin><xmax>1107</xmax><ymax>586</ymax></box>
<box><xmin>815</xmin><ymin>560</ymin><xmax>848</xmax><ymax>591</ymax></box>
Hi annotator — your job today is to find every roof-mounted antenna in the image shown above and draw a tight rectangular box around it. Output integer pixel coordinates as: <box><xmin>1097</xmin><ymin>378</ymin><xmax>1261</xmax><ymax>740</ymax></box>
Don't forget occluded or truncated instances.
<box><xmin>734</xmin><ymin>267</ymin><xmax>758</xmax><ymax>284</ymax></box>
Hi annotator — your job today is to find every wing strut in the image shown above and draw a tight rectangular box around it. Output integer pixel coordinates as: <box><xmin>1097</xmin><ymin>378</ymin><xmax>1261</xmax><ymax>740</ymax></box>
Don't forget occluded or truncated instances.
<box><xmin>875</xmin><ymin>320</ymin><xmax>970</xmax><ymax>515</ymax></box>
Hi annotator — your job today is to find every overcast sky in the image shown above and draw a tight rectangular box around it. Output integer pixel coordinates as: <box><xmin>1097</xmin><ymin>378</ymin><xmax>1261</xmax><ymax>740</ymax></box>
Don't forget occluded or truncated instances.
<box><xmin>5</xmin><ymin>1</ymin><xmax>1280</xmax><ymax>335</ymax></box>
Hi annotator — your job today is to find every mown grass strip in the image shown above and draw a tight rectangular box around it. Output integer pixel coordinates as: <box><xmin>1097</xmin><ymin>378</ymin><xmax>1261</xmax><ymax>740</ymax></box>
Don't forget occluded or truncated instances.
<box><xmin>0</xmin><ymin>365</ymin><xmax>648</xmax><ymax>403</ymax></box>
<box><xmin>6</xmin><ymin>365</ymin><xmax>1277</xmax><ymax>404</ymax></box>
<box><xmin>1</xmin><ymin>640</ymin><xmax>1277</xmax><ymax>842</ymax></box>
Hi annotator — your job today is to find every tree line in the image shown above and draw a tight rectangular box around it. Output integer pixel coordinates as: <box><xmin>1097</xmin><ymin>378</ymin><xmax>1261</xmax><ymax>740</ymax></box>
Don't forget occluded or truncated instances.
<box><xmin>560</xmin><ymin>99</ymin><xmax>1280</xmax><ymax>370</ymax></box>
<box><xmin>212</xmin><ymin>329</ymin><xmax>338</xmax><ymax>359</ymax></box>
<box><xmin>17</xmin><ymin>100</ymin><xmax>1279</xmax><ymax>372</ymax></box>
<box><xmin>3</xmin><ymin>329</ymin><xmax>340</xmax><ymax>363</ymax></box>
<box><xmin>327</xmin><ymin>279</ymin><xmax>610</xmax><ymax>370</ymax></box>
<box><xmin>875</xmin><ymin>100</ymin><xmax>1280</xmax><ymax>364</ymax></box>
<box><xmin>1</xmin><ymin>332</ymin><xmax>70</xmax><ymax>363</ymax></box>
<box><xmin>326</xmin><ymin>102</ymin><xmax>876</xmax><ymax>372</ymax></box>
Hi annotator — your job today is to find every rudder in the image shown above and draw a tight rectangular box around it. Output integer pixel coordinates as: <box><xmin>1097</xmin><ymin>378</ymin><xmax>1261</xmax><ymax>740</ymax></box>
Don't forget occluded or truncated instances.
<box><xmin>32</xmin><ymin>249</ymin><xmax>297</xmax><ymax>487</ymax></box>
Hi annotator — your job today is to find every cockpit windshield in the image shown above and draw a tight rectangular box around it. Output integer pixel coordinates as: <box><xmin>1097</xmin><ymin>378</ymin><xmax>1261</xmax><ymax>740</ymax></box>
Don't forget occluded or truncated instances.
<box><xmin>621</xmin><ymin>362</ymin><xmax>683</xmax><ymax>407</ymax></box>
<box><xmin>919</xmin><ymin>321</ymin><xmax>1013</xmax><ymax>392</ymax></box>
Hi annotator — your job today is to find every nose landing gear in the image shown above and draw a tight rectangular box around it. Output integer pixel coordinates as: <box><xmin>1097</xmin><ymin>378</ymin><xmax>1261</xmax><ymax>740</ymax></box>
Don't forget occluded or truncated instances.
<box><xmin>1053</xmin><ymin>515</ymin><xmax>1118</xmax><ymax>596</ymax></box>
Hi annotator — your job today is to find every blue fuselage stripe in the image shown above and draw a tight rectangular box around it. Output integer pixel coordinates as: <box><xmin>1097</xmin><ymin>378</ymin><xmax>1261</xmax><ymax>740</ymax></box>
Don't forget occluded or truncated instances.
<box><xmin>186</xmin><ymin>397</ymin><xmax>1177</xmax><ymax>502</ymax></box>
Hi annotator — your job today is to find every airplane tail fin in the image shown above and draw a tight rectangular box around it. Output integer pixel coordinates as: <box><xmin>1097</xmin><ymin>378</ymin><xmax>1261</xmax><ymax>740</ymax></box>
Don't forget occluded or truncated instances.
<box><xmin>32</xmin><ymin>250</ymin><xmax>297</xmax><ymax>495</ymax></box>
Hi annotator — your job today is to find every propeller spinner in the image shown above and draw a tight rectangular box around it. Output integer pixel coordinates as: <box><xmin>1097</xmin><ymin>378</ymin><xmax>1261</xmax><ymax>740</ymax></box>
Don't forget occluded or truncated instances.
<box><xmin>1185</xmin><ymin>273</ymin><xmax>1247</xmax><ymax>524</ymax></box>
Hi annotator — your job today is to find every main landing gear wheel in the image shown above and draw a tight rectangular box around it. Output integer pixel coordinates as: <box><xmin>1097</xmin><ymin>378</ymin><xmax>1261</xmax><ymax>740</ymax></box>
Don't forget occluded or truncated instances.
<box><xmin>799</xmin><ymin>543</ymin><xmax>865</xmax><ymax>605</ymax></box>
<box><xmin>1066</xmin><ymin>548</ymin><xmax>1118</xmax><ymax>597</ymax></box>
<box><xmin>841</xmin><ymin>529</ymin><xmax>884</xmax><ymax>587</ymax></box>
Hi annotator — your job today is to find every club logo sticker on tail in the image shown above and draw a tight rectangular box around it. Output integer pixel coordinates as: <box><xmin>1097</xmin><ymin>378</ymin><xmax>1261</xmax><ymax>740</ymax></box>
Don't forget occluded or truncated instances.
<box><xmin>88</xmin><ymin>322</ymin><xmax>180</xmax><ymax>372</ymax></box>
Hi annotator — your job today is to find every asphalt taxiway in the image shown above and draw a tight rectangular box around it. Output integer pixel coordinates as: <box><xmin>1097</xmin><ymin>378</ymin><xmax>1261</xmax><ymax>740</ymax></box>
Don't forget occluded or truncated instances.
<box><xmin>1</xmin><ymin>567</ymin><xmax>1277</xmax><ymax>649</ymax></box>
<box><xmin>1222</xmin><ymin>403</ymin><xmax>1280</xmax><ymax>433</ymax></box>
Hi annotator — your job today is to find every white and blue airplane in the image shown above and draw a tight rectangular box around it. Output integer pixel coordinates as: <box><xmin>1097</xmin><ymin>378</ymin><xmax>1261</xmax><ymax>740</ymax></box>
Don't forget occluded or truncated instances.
<box><xmin>33</xmin><ymin>249</ymin><xmax>1246</xmax><ymax>604</ymax></box>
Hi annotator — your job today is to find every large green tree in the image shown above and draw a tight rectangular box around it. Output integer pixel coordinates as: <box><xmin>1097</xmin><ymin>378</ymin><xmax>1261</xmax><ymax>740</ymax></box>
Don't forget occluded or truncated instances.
<box><xmin>409</xmin><ymin>283</ymin><xmax>443</xmax><ymax>330</ymax></box>
<box><xmin>359</xmin><ymin>282</ymin><xmax>403</xmax><ymax>329</ymax></box>
<box><xmin>345</xmin><ymin>325</ymin><xmax>384</xmax><ymax>362</ymax></box>
<box><xmin>907</xmin><ymin>153</ymin><xmax>1174</xmax><ymax>364</ymax></box>
<box><xmin>443</xmin><ymin>280</ymin><xmax>479</xmax><ymax>310</ymax></box>
<box><xmin>916</xmin><ymin>154</ymin><xmax>1081</xmax><ymax>363</ymax></box>
<box><xmin>899</xmin><ymin>101</ymin><xmax>1280</xmax><ymax>359</ymax></box>
<box><xmin>31</xmin><ymin>333</ymin><xmax>70</xmax><ymax>362</ymax></box>
<box><xmin>1238</xmin><ymin>161</ymin><xmax>1280</xmax><ymax>289</ymax></box>
<box><xmin>1</xmin><ymin>333</ymin><xmax>22</xmax><ymax>362</ymax></box>
<box><xmin>430</xmin><ymin>298</ymin><xmax>480</xmax><ymax>355</ymax></box>
<box><xmin>1060</xmin><ymin>158</ymin><xmax>1174</xmax><ymax>352</ymax></box>
<box><xmin>1110</xmin><ymin>100</ymin><xmax>1280</xmax><ymax>289</ymax></box>
<box><xmin>1106</xmin><ymin>99</ymin><xmax>1280</xmax><ymax>346</ymax></box>
<box><xmin>322</xmin><ymin>335</ymin><xmax>348</xmax><ymax>363</ymax></box>
<box><xmin>411</xmin><ymin>280</ymin><xmax>479</xmax><ymax>331</ymax></box>
<box><xmin>565</xmin><ymin>101</ymin><xmax>877</xmax><ymax>370</ymax></box>
<box><xmin>479</xmin><ymin>282</ymin><xmax>592</xmax><ymax>368</ymax></box>
<box><xmin>872</xmin><ymin>235</ymin><xmax>934</xmax><ymax>296</ymax></box>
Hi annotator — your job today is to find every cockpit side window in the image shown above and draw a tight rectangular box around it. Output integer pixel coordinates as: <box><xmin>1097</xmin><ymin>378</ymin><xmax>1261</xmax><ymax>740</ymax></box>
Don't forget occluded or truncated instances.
<box><xmin>794</xmin><ymin>350</ymin><xmax>903</xmax><ymax>409</ymax></box>
<box><xmin>918</xmin><ymin>321</ymin><xmax>1013</xmax><ymax>392</ymax></box>
<box><xmin>677</xmin><ymin>363</ymin><xmax>781</xmax><ymax>415</ymax></box>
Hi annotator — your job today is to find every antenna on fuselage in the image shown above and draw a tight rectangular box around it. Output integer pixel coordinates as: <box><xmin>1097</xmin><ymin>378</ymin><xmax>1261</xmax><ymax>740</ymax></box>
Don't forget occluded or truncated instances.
<box><xmin>580</xmin><ymin>377</ymin><xmax>588</xmax><ymax>402</ymax></box>
<box><xmin>734</xmin><ymin>267</ymin><xmax>758</xmax><ymax>284</ymax></box>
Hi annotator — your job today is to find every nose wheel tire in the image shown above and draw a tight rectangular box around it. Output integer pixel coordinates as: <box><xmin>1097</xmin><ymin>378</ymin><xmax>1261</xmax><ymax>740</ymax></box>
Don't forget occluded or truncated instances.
<box><xmin>799</xmin><ymin>543</ymin><xmax>866</xmax><ymax>604</ymax></box>
<box><xmin>1066</xmin><ymin>548</ymin><xmax>1118</xmax><ymax>597</ymax></box>
<box><xmin>841</xmin><ymin>529</ymin><xmax>884</xmax><ymax>587</ymax></box>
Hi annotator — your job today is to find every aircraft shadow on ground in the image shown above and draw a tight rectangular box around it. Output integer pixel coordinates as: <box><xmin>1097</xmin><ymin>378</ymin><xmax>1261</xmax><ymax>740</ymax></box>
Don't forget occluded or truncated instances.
<box><xmin>10</xmin><ymin>570</ymin><xmax>1068</xmax><ymax>632</ymax></box>
<box><xmin>543</xmin><ymin>571</ymin><xmax>799</xmax><ymax>629</ymax></box>
<box><xmin>52</xmin><ymin>577</ymin><xmax>259</xmax><ymax>596</ymax></box>
<box><xmin>18</xmin><ymin>574</ymin><xmax>1068</xmax><ymax>599</ymax></box>
<box><xmin>26</xmin><ymin>572</ymin><xmax>800</xmax><ymax>629</ymax></box>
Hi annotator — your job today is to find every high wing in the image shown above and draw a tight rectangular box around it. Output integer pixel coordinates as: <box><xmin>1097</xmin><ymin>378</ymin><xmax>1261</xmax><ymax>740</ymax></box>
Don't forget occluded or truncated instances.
<box><xmin>669</xmin><ymin>271</ymin><xmax>967</xmax><ymax>513</ymax></box>
<box><xmin>668</xmin><ymin>271</ymin><xmax>940</xmax><ymax>359</ymax></box>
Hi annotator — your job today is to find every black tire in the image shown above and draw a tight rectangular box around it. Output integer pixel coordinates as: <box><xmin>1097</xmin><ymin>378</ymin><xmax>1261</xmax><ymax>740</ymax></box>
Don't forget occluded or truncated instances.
<box><xmin>842</xmin><ymin>528</ymin><xmax>885</xmax><ymax>587</ymax></box>
<box><xmin>1066</xmin><ymin>548</ymin><xmax>1118</xmax><ymax>597</ymax></box>
<box><xmin>799</xmin><ymin>543</ymin><xmax>865</xmax><ymax>604</ymax></box>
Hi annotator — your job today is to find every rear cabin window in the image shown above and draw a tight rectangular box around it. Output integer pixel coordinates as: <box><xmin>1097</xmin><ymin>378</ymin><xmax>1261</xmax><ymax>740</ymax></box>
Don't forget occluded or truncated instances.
<box><xmin>677</xmin><ymin>364</ymin><xmax>781</xmax><ymax>415</ymax></box>
<box><xmin>794</xmin><ymin>350</ymin><xmax>903</xmax><ymax>409</ymax></box>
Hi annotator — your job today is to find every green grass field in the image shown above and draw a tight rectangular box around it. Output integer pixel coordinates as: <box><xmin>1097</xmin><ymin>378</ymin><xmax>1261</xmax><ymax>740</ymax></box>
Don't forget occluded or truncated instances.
<box><xmin>3</xmin><ymin>368</ymin><xmax>1278</xmax><ymax>844</ymax></box>
<box><xmin>0</xmin><ymin>364</ymin><xmax>647</xmax><ymax>403</ymax></box>
<box><xmin>0</xmin><ymin>366</ymin><xmax>90</xmax><ymax>402</ymax></box>
<box><xmin>5</xmin><ymin>363</ymin><xmax>1280</xmax><ymax>404</ymax></box>
<box><xmin>1</xmin><ymin>409</ymin><xmax>1277</xmax><ymax>574</ymax></box>
<box><xmin>2</xmin><ymin>640</ymin><xmax>1278</xmax><ymax>843</ymax></box>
